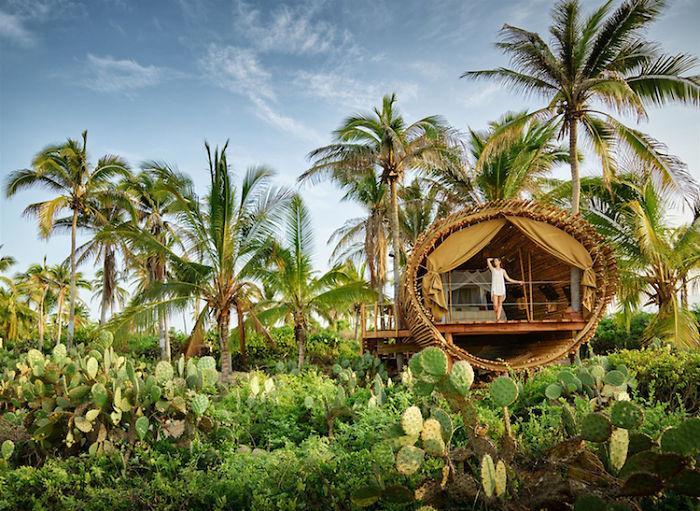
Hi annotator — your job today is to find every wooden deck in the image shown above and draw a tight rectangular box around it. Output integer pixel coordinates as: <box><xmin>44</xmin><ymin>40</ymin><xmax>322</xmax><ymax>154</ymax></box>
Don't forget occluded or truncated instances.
<box><xmin>362</xmin><ymin>319</ymin><xmax>586</xmax><ymax>340</ymax></box>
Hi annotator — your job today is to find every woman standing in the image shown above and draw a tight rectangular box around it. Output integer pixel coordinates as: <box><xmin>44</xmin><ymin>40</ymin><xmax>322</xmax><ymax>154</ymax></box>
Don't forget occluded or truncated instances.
<box><xmin>487</xmin><ymin>258</ymin><xmax>523</xmax><ymax>322</ymax></box>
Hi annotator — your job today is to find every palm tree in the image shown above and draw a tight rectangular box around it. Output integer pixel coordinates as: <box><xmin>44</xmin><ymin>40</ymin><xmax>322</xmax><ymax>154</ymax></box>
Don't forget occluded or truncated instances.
<box><xmin>47</xmin><ymin>263</ymin><xmax>90</xmax><ymax>344</ymax></box>
<box><xmin>4</xmin><ymin>131</ymin><xmax>129</xmax><ymax>346</ymax></box>
<box><xmin>258</xmin><ymin>196</ymin><xmax>374</xmax><ymax>367</ymax></box>
<box><xmin>17</xmin><ymin>258</ymin><xmax>53</xmax><ymax>346</ymax></box>
<box><xmin>0</xmin><ymin>246</ymin><xmax>15</xmax><ymax>274</ymax></box>
<box><xmin>326</xmin><ymin>170</ymin><xmax>389</xmax><ymax>302</ymax></box>
<box><xmin>463</xmin><ymin>0</ymin><xmax>700</xmax><ymax>212</ymax></box>
<box><xmin>584</xmin><ymin>175</ymin><xmax>700</xmax><ymax>347</ymax></box>
<box><xmin>113</xmin><ymin>143</ymin><xmax>287</xmax><ymax>378</ymax></box>
<box><xmin>399</xmin><ymin>178</ymin><xmax>446</xmax><ymax>252</ymax></box>
<box><xmin>118</xmin><ymin>166</ymin><xmax>191</xmax><ymax>360</ymax></box>
<box><xmin>0</xmin><ymin>274</ymin><xmax>34</xmax><ymax>343</ymax></box>
<box><xmin>91</xmin><ymin>268</ymin><xmax>129</xmax><ymax>319</ymax></box>
<box><xmin>302</xmin><ymin>94</ymin><xmax>458</xmax><ymax>321</ymax></box>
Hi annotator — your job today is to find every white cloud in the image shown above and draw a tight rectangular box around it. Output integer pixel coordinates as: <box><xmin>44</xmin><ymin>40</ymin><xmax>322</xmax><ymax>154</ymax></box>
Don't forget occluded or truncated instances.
<box><xmin>233</xmin><ymin>0</ymin><xmax>354</xmax><ymax>56</ymax></box>
<box><xmin>0</xmin><ymin>11</ymin><xmax>34</xmax><ymax>46</ymax></box>
<box><xmin>199</xmin><ymin>44</ymin><xmax>320</xmax><ymax>142</ymax></box>
<box><xmin>82</xmin><ymin>54</ymin><xmax>170</xmax><ymax>94</ymax></box>
<box><xmin>459</xmin><ymin>83</ymin><xmax>503</xmax><ymax>109</ymax></box>
<box><xmin>295</xmin><ymin>70</ymin><xmax>419</xmax><ymax>109</ymax></box>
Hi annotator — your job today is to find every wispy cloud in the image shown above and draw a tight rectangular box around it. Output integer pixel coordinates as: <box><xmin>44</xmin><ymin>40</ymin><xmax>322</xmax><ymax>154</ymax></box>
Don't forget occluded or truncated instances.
<box><xmin>199</xmin><ymin>44</ymin><xmax>320</xmax><ymax>141</ymax></box>
<box><xmin>233</xmin><ymin>0</ymin><xmax>355</xmax><ymax>56</ymax></box>
<box><xmin>81</xmin><ymin>54</ymin><xmax>172</xmax><ymax>94</ymax></box>
<box><xmin>0</xmin><ymin>11</ymin><xmax>34</xmax><ymax>46</ymax></box>
<box><xmin>459</xmin><ymin>82</ymin><xmax>503</xmax><ymax>109</ymax></box>
<box><xmin>294</xmin><ymin>70</ymin><xmax>420</xmax><ymax>109</ymax></box>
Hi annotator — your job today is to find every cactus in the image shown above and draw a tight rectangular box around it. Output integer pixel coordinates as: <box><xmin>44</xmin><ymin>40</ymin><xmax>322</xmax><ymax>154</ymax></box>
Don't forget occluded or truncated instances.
<box><xmin>401</xmin><ymin>406</ymin><xmax>424</xmax><ymax>437</ymax></box>
<box><xmin>561</xmin><ymin>402</ymin><xmax>578</xmax><ymax>437</ymax></box>
<box><xmin>448</xmin><ymin>361</ymin><xmax>474</xmax><ymax>396</ymax></box>
<box><xmin>580</xmin><ymin>413</ymin><xmax>612</xmax><ymax>443</ymax></box>
<box><xmin>135</xmin><ymin>416</ymin><xmax>149</xmax><ymax>440</ymax></box>
<box><xmin>610</xmin><ymin>401</ymin><xmax>644</xmax><ymax>430</ymax></box>
<box><xmin>86</xmin><ymin>357</ymin><xmax>99</xmax><ymax>379</ymax></box>
<box><xmin>447</xmin><ymin>473</ymin><xmax>478</xmax><ymax>501</ymax></box>
<box><xmin>489</xmin><ymin>376</ymin><xmax>518</xmax><ymax>408</ymax></box>
<box><xmin>609</xmin><ymin>428</ymin><xmax>629</xmax><ymax>472</ymax></box>
<box><xmin>155</xmin><ymin>361</ymin><xmax>174</xmax><ymax>383</ymax></box>
<box><xmin>545</xmin><ymin>383</ymin><xmax>562</xmax><ymax>400</ymax></box>
<box><xmin>430</xmin><ymin>408</ymin><xmax>453</xmax><ymax>443</ymax></box>
<box><xmin>420</xmin><ymin>347</ymin><xmax>448</xmax><ymax>378</ymax></box>
<box><xmin>494</xmin><ymin>459</ymin><xmax>507</xmax><ymax>497</ymax></box>
<box><xmin>660</xmin><ymin>418</ymin><xmax>700</xmax><ymax>457</ymax></box>
<box><xmin>1</xmin><ymin>440</ymin><xmax>14</xmax><ymax>460</ymax></box>
<box><xmin>396</xmin><ymin>445</ymin><xmax>425</xmax><ymax>475</ymax></box>
<box><xmin>190</xmin><ymin>393</ymin><xmax>210</xmax><ymax>417</ymax></box>
<box><xmin>481</xmin><ymin>454</ymin><xmax>496</xmax><ymax>498</ymax></box>
<box><xmin>603</xmin><ymin>370</ymin><xmax>626</xmax><ymax>387</ymax></box>
<box><xmin>421</xmin><ymin>418</ymin><xmax>446</xmax><ymax>456</ymax></box>
<box><xmin>574</xmin><ymin>495</ymin><xmax>607</xmax><ymax>511</ymax></box>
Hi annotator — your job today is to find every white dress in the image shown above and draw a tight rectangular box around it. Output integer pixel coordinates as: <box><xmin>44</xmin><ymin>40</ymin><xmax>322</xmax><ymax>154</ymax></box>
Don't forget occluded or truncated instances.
<box><xmin>491</xmin><ymin>268</ymin><xmax>506</xmax><ymax>297</ymax></box>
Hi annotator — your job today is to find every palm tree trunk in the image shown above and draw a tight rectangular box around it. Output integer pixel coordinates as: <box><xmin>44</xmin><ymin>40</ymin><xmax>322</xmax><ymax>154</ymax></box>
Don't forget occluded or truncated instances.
<box><xmin>158</xmin><ymin>312</ymin><xmax>171</xmax><ymax>361</ymax></box>
<box><xmin>67</xmin><ymin>208</ymin><xmax>78</xmax><ymax>348</ymax></box>
<box><xmin>38</xmin><ymin>291</ymin><xmax>45</xmax><ymax>348</ymax></box>
<box><xmin>236</xmin><ymin>301</ymin><xmax>247</xmax><ymax>369</ymax></box>
<box><xmin>568</xmin><ymin>116</ymin><xmax>581</xmax><ymax>314</ymax></box>
<box><xmin>681</xmin><ymin>275</ymin><xmax>689</xmax><ymax>309</ymax></box>
<box><xmin>219</xmin><ymin>309</ymin><xmax>232</xmax><ymax>380</ymax></box>
<box><xmin>100</xmin><ymin>245</ymin><xmax>115</xmax><ymax>324</ymax></box>
<box><xmin>389</xmin><ymin>178</ymin><xmax>404</xmax><ymax>370</ymax></box>
<box><xmin>55</xmin><ymin>292</ymin><xmax>64</xmax><ymax>344</ymax></box>
<box><xmin>295</xmin><ymin>314</ymin><xmax>307</xmax><ymax>368</ymax></box>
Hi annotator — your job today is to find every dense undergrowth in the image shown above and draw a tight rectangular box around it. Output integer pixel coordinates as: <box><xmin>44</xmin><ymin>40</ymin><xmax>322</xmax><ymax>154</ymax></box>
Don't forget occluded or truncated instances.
<box><xmin>0</xmin><ymin>320</ymin><xmax>698</xmax><ymax>510</ymax></box>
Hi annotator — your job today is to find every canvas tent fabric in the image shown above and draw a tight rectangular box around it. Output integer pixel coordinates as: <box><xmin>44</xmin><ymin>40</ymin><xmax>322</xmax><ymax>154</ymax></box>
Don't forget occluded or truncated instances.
<box><xmin>421</xmin><ymin>215</ymin><xmax>597</xmax><ymax>319</ymax></box>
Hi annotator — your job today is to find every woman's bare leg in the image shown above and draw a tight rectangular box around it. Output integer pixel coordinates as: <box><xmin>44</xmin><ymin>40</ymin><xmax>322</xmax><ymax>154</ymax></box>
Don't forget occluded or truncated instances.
<box><xmin>494</xmin><ymin>295</ymin><xmax>503</xmax><ymax>321</ymax></box>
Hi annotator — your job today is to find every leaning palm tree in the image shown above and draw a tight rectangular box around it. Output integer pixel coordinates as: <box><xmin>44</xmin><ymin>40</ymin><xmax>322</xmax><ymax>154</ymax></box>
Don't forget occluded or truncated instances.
<box><xmin>585</xmin><ymin>175</ymin><xmax>700</xmax><ymax>347</ymax></box>
<box><xmin>4</xmin><ymin>131</ymin><xmax>130</xmax><ymax>346</ymax></box>
<box><xmin>463</xmin><ymin>0</ymin><xmax>700</xmax><ymax>212</ymax></box>
<box><xmin>258</xmin><ymin>196</ymin><xmax>374</xmax><ymax>367</ymax></box>
<box><xmin>112</xmin><ymin>142</ymin><xmax>287</xmax><ymax>378</ymax></box>
<box><xmin>302</xmin><ymin>94</ymin><xmax>458</xmax><ymax>319</ymax></box>
<box><xmin>17</xmin><ymin>258</ymin><xmax>53</xmax><ymax>346</ymax></box>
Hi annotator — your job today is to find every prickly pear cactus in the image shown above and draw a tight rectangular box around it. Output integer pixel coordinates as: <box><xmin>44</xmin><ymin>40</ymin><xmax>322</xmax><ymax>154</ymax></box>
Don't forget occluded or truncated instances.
<box><xmin>190</xmin><ymin>393</ymin><xmax>210</xmax><ymax>417</ymax></box>
<box><xmin>480</xmin><ymin>454</ymin><xmax>496</xmax><ymax>498</ymax></box>
<box><xmin>660</xmin><ymin>418</ymin><xmax>700</xmax><ymax>457</ymax></box>
<box><xmin>494</xmin><ymin>459</ymin><xmax>507</xmax><ymax>497</ymax></box>
<box><xmin>396</xmin><ymin>445</ymin><xmax>425</xmax><ymax>475</ymax></box>
<box><xmin>609</xmin><ymin>428</ymin><xmax>629</xmax><ymax>472</ymax></box>
<box><xmin>421</xmin><ymin>418</ymin><xmax>446</xmax><ymax>456</ymax></box>
<box><xmin>448</xmin><ymin>361</ymin><xmax>474</xmax><ymax>396</ymax></box>
<box><xmin>401</xmin><ymin>406</ymin><xmax>424</xmax><ymax>437</ymax></box>
<box><xmin>489</xmin><ymin>376</ymin><xmax>518</xmax><ymax>408</ymax></box>
<box><xmin>580</xmin><ymin>413</ymin><xmax>613</xmax><ymax>443</ymax></box>
<box><xmin>155</xmin><ymin>361</ymin><xmax>174</xmax><ymax>383</ymax></box>
<box><xmin>610</xmin><ymin>401</ymin><xmax>644</xmax><ymax>430</ymax></box>
<box><xmin>420</xmin><ymin>347</ymin><xmax>448</xmax><ymax>378</ymax></box>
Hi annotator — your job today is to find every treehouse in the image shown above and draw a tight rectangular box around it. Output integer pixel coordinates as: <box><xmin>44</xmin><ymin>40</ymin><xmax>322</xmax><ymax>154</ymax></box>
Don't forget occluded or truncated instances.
<box><xmin>361</xmin><ymin>200</ymin><xmax>618</xmax><ymax>372</ymax></box>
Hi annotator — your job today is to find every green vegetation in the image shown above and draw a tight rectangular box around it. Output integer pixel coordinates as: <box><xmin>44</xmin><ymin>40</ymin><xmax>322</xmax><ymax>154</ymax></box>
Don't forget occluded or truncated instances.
<box><xmin>1</xmin><ymin>0</ymin><xmax>699</xmax><ymax>509</ymax></box>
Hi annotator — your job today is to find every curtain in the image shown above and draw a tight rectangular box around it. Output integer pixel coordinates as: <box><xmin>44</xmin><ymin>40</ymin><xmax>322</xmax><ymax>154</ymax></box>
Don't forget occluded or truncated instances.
<box><xmin>505</xmin><ymin>216</ymin><xmax>596</xmax><ymax>311</ymax></box>
<box><xmin>422</xmin><ymin>219</ymin><xmax>506</xmax><ymax>320</ymax></box>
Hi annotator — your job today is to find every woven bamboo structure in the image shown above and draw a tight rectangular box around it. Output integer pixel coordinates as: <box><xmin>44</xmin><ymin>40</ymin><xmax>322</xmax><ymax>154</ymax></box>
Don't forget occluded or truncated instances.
<box><xmin>400</xmin><ymin>200</ymin><xmax>618</xmax><ymax>372</ymax></box>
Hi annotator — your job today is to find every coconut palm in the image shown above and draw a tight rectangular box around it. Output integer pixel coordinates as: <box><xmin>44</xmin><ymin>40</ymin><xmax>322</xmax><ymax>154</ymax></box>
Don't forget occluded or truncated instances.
<box><xmin>91</xmin><ymin>268</ymin><xmax>129</xmax><ymax>319</ymax></box>
<box><xmin>584</xmin><ymin>175</ymin><xmax>700</xmax><ymax>347</ymax></box>
<box><xmin>4</xmin><ymin>131</ymin><xmax>130</xmax><ymax>346</ymax></box>
<box><xmin>258</xmin><ymin>196</ymin><xmax>375</xmax><ymax>367</ymax></box>
<box><xmin>399</xmin><ymin>178</ymin><xmax>447</xmax><ymax>252</ymax></box>
<box><xmin>302</xmin><ymin>94</ymin><xmax>458</xmax><ymax>319</ymax></box>
<box><xmin>463</xmin><ymin>0</ymin><xmax>700</xmax><ymax>212</ymax></box>
<box><xmin>0</xmin><ymin>274</ymin><xmax>34</xmax><ymax>343</ymax></box>
<box><xmin>112</xmin><ymin>142</ymin><xmax>287</xmax><ymax>377</ymax></box>
<box><xmin>326</xmin><ymin>170</ymin><xmax>389</xmax><ymax>301</ymax></box>
<box><xmin>47</xmin><ymin>263</ymin><xmax>90</xmax><ymax>344</ymax></box>
<box><xmin>17</xmin><ymin>258</ymin><xmax>53</xmax><ymax>346</ymax></box>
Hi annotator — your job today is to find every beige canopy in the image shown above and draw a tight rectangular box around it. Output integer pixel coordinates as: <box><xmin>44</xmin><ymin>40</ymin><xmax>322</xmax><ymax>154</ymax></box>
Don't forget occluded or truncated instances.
<box><xmin>422</xmin><ymin>216</ymin><xmax>596</xmax><ymax>320</ymax></box>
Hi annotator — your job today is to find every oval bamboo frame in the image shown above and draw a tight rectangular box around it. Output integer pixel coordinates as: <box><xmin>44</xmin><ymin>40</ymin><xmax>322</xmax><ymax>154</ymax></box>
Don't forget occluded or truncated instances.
<box><xmin>400</xmin><ymin>200</ymin><xmax>618</xmax><ymax>372</ymax></box>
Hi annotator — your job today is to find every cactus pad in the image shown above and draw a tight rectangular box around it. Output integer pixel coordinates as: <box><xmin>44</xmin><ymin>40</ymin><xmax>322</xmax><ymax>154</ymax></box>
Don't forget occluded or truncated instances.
<box><xmin>448</xmin><ymin>361</ymin><xmax>474</xmax><ymax>396</ymax></box>
<box><xmin>396</xmin><ymin>445</ymin><xmax>424</xmax><ymax>475</ymax></box>
<box><xmin>545</xmin><ymin>383</ymin><xmax>562</xmax><ymax>400</ymax></box>
<box><xmin>421</xmin><ymin>418</ymin><xmax>446</xmax><ymax>456</ymax></box>
<box><xmin>489</xmin><ymin>376</ymin><xmax>518</xmax><ymax>408</ymax></box>
<box><xmin>604</xmin><ymin>370</ymin><xmax>626</xmax><ymax>387</ymax></box>
<box><xmin>480</xmin><ymin>454</ymin><xmax>496</xmax><ymax>498</ymax></box>
<box><xmin>135</xmin><ymin>416</ymin><xmax>149</xmax><ymax>440</ymax></box>
<box><xmin>660</xmin><ymin>418</ymin><xmax>700</xmax><ymax>457</ymax></box>
<box><xmin>494</xmin><ymin>459</ymin><xmax>507</xmax><ymax>497</ymax></box>
<box><xmin>667</xmin><ymin>469</ymin><xmax>700</xmax><ymax>498</ymax></box>
<box><xmin>420</xmin><ymin>347</ymin><xmax>448</xmax><ymax>377</ymax></box>
<box><xmin>580</xmin><ymin>413</ymin><xmax>612</xmax><ymax>443</ymax></box>
<box><xmin>1</xmin><ymin>440</ymin><xmax>14</xmax><ymax>460</ymax></box>
<box><xmin>609</xmin><ymin>427</ymin><xmax>629</xmax><ymax>472</ymax></box>
<box><xmin>619</xmin><ymin>472</ymin><xmax>663</xmax><ymax>497</ymax></box>
<box><xmin>610</xmin><ymin>401</ymin><xmax>644</xmax><ymax>430</ymax></box>
<box><xmin>561</xmin><ymin>402</ymin><xmax>578</xmax><ymax>437</ymax></box>
<box><xmin>155</xmin><ymin>361</ymin><xmax>174</xmax><ymax>383</ymax></box>
<box><xmin>430</xmin><ymin>408</ymin><xmax>453</xmax><ymax>442</ymax></box>
<box><xmin>190</xmin><ymin>394</ymin><xmax>210</xmax><ymax>416</ymax></box>
<box><xmin>401</xmin><ymin>406</ymin><xmax>424</xmax><ymax>437</ymax></box>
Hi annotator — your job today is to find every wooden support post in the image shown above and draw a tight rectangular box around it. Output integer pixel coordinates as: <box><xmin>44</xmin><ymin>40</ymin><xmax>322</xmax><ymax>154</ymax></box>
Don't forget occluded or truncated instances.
<box><xmin>445</xmin><ymin>332</ymin><xmax>454</xmax><ymax>345</ymax></box>
<box><xmin>448</xmin><ymin>271</ymin><xmax>453</xmax><ymax>323</ymax></box>
<box><xmin>528</xmin><ymin>251</ymin><xmax>534</xmax><ymax>321</ymax></box>
<box><xmin>518</xmin><ymin>249</ymin><xmax>530</xmax><ymax>322</ymax></box>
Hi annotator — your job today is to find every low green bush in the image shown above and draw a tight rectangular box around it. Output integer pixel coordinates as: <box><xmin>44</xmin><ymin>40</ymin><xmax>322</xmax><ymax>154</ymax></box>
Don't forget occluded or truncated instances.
<box><xmin>589</xmin><ymin>311</ymin><xmax>652</xmax><ymax>354</ymax></box>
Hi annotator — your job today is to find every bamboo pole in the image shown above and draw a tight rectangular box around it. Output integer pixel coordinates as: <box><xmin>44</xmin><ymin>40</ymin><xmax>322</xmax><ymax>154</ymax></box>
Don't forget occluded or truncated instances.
<box><xmin>448</xmin><ymin>271</ymin><xmax>453</xmax><ymax>323</ymax></box>
<box><xmin>518</xmin><ymin>249</ymin><xmax>531</xmax><ymax>322</ymax></box>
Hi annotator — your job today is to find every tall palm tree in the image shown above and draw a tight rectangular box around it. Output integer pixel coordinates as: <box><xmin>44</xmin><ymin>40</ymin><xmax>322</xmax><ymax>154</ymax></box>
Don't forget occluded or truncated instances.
<box><xmin>4</xmin><ymin>131</ymin><xmax>129</xmax><ymax>346</ymax></box>
<box><xmin>0</xmin><ymin>274</ymin><xmax>35</xmax><ymax>343</ymax></box>
<box><xmin>47</xmin><ymin>263</ymin><xmax>90</xmax><ymax>344</ymax></box>
<box><xmin>0</xmin><ymin>246</ymin><xmax>15</xmax><ymax>274</ymax></box>
<box><xmin>258</xmin><ymin>196</ymin><xmax>374</xmax><ymax>367</ymax></box>
<box><xmin>399</xmin><ymin>178</ymin><xmax>446</xmax><ymax>252</ymax></box>
<box><xmin>463</xmin><ymin>0</ymin><xmax>700</xmax><ymax>212</ymax></box>
<box><xmin>326</xmin><ymin>170</ymin><xmax>389</xmax><ymax>301</ymax></box>
<box><xmin>113</xmin><ymin>142</ymin><xmax>287</xmax><ymax>378</ymax></box>
<box><xmin>302</xmin><ymin>94</ymin><xmax>458</xmax><ymax>320</ymax></box>
<box><xmin>91</xmin><ymin>268</ymin><xmax>129</xmax><ymax>319</ymax></box>
<box><xmin>584</xmin><ymin>175</ymin><xmax>700</xmax><ymax>347</ymax></box>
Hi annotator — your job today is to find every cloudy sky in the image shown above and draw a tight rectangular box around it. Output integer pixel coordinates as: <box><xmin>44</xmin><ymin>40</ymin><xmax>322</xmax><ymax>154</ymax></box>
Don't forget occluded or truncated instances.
<box><xmin>1</xmin><ymin>0</ymin><xmax>699</xmax><ymax>314</ymax></box>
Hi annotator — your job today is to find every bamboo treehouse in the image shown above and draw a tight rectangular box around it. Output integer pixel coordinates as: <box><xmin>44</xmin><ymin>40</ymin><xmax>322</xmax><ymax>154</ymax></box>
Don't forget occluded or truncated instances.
<box><xmin>361</xmin><ymin>200</ymin><xmax>618</xmax><ymax>372</ymax></box>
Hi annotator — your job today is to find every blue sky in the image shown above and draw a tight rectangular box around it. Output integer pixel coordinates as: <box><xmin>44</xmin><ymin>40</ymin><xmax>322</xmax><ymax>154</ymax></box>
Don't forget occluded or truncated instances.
<box><xmin>1</xmin><ymin>0</ymin><xmax>699</xmax><ymax>314</ymax></box>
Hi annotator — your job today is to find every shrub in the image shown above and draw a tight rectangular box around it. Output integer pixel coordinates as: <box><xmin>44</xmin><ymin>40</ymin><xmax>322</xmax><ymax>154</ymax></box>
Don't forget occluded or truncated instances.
<box><xmin>589</xmin><ymin>311</ymin><xmax>652</xmax><ymax>354</ymax></box>
<box><xmin>609</xmin><ymin>347</ymin><xmax>700</xmax><ymax>413</ymax></box>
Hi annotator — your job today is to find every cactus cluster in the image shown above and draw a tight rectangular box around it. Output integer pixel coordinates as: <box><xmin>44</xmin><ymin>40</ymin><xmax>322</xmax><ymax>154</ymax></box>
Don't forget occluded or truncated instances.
<box><xmin>0</xmin><ymin>344</ymin><xmax>219</xmax><ymax>455</ymax></box>
<box><xmin>406</xmin><ymin>347</ymin><xmax>474</xmax><ymax>399</ymax></box>
<box><xmin>480</xmin><ymin>454</ymin><xmax>507</xmax><ymax>498</ymax></box>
